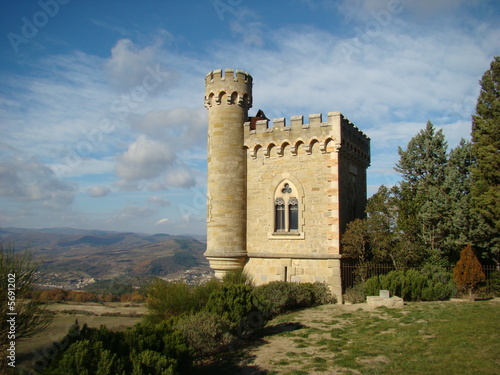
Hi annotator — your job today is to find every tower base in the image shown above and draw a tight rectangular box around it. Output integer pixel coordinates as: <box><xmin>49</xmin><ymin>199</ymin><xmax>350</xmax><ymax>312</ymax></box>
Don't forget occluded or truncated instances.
<box><xmin>206</xmin><ymin>256</ymin><xmax>247</xmax><ymax>279</ymax></box>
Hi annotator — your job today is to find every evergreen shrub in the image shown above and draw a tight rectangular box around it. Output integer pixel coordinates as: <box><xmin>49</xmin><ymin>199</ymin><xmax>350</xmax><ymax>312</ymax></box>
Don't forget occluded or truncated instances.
<box><xmin>42</xmin><ymin>321</ymin><xmax>194</xmax><ymax>375</ymax></box>
<box><xmin>175</xmin><ymin>311</ymin><xmax>234</xmax><ymax>356</ymax></box>
<box><xmin>203</xmin><ymin>284</ymin><xmax>269</xmax><ymax>336</ymax></box>
<box><xmin>453</xmin><ymin>244</ymin><xmax>486</xmax><ymax>299</ymax></box>
<box><xmin>145</xmin><ymin>278</ymin><xmax>222</xmax><ymax>323</ymax></box>
<box><xmin>221</xmin><ymin>269</ymin><xmax>254</xmax><ymax>286</ymax></box>
<box><xmin>364</xmin><ymin>267</ymin><xmax>456</xmax><ymax>301</ymax></box>
<box><xmin>253</xmin><ymin>281</ymin><xmax>335</xmax><ymax>317</ymax></box>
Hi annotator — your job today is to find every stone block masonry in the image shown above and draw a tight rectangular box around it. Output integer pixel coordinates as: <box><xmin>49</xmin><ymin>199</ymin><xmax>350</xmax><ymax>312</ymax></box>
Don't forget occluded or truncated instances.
<box><xmin>204</xmin><ymin>69</ymin><xmax>370</xmax><ymax>299</ymax></box>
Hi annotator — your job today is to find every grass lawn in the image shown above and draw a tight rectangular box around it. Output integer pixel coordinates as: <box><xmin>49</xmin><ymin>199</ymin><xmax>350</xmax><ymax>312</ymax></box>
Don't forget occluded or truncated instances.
<box><xmin>272</xmin><ymin>300</ymin><xmax>500</xmax><ymax>374</ymax></box>
<box><xmin>205</xmin><ymin>299</ymin><xmax>500</xmax><ymax>374</ymax></box>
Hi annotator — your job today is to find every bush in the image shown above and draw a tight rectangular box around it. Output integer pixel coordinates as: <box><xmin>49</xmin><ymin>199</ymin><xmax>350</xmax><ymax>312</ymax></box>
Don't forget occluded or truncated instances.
<box><xmin>222</xmin><ymin>269</ymin><xmax>254</xmax><ymax>287</ymax></box>
<box><xmin>204</xmin><ymin>284</ymin><xmax>269</xmax><ymax>336</ymax></box>
<box><xmin>192</xmin><ymin>278</ymin><xmax>222</xmax><ymax>306</ymax></box>
<box><xmin>343</xmin><ymin>284</ymin><xmax>366</xmax><ymax>304</ymax></box>
<box><xmin>253</xmin><ymin>282</ymin><xmax>335</xmax><ymax>317</ymax></box>
<box><xmin>60</xmin><ymin>309</ymin><xmax>97</xmax><ymax>316</ymax></box>
<box><xmin>145</xmin><ymin>278</ymin><xmax>222</xmax><ymax>323</ymax></box>
<box><xmin>146</xmin><ymin>279</ymin><xmax>195</xmax><ymax>323</ymax></box>
<box><xmin>175</xmin><ymin>311</ymin><xmax>234</xmax><ymax>356</ymax></box>
<box><xmin>364</xmin><ymin>267</ymin><xmax>456</xmax><ymax>301</ymax></box>
<box><xmin>43</xmin><ymin>321</ymin><xmax>194</xmax><ymax>375</ymax></box>
<box><xmin>453</xmin><ymin>244</ymin><xmax>486</xmax><ymax>300</ymax></box>
<box><xmin>43</xmin><ymin>339</ymin><xmax>124</xmax><ymax>375</ymax></box>
<box><xmin>289</xmin><ymin>282</ymin><xmax>335</xmax><ymax>308</ymax></box>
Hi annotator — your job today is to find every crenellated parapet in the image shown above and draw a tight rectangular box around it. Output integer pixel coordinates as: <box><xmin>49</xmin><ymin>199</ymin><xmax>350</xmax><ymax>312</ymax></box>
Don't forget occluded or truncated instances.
<box><xmin>204</xmin><ymin>68</ymin><xmax>253</xmax><ymax>109</ymax></box>
<box><xmin>244</xmin><ymin>111</ymin><xmax>370</xmax><ymax>167</ymax></box>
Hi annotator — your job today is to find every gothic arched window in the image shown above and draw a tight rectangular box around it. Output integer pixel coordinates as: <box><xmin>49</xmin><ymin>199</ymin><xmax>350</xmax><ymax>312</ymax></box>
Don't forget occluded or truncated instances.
<box><xmin>273</xmin><ymin>181</ymin><xmax>302</xmax><ymax>235</ymax></box>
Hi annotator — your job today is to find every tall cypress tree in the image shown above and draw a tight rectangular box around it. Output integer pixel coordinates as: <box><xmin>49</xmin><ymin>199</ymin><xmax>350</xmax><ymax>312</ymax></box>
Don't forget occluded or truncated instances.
<box><xmin>471</xmin><ymin>56</ymin><xmax>500</xmax><ymax>263</ymax></box>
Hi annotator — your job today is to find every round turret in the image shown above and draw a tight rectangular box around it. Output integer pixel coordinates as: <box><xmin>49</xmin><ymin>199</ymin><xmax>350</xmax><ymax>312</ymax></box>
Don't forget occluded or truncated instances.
<box><xmin>204</xmin><ymin>69</ymin><xmax>253</xmax><ymax>278</ymax></box>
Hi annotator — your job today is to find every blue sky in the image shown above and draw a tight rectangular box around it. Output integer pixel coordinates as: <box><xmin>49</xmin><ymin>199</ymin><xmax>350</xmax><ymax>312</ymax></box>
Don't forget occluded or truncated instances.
<box><xmin>1</xmin><ymin>0</ymin><xmax>499</xmax><ymax>235</ymax></box>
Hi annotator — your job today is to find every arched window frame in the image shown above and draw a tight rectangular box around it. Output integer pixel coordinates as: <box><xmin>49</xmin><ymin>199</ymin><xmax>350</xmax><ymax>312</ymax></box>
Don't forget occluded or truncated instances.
<box><xmin>270</xmin><ymin>179</ymin><xmax>305</xmax><ymax>239</ymax></box>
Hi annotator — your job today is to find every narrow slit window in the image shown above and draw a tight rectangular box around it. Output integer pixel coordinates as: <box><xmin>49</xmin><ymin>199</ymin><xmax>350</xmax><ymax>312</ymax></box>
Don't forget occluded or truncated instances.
<box><xmin>289</xmin><ymin>197</ymin><xmax>299</xmax><ymax>231</ymax></box>
<box><xmin>275</xmin><ymin>198</ymin><xmax>285</xmax><ymax>232</ymax></box>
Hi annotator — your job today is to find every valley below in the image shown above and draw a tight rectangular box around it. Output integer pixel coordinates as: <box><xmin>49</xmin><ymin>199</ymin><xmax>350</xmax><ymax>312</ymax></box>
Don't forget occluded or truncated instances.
<box><xmin>0</xmin><ymin>227</ymin><xmax>212</xmax><ymax>290</ymax></box>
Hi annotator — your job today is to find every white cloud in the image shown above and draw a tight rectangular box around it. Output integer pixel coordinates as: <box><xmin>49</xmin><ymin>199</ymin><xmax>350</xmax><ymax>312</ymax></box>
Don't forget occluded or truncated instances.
<box><xmin>116</xmin><ymin>135</ymin><xmax>176</xmax><ymax>182</ymax></box>
<box><xmin>165</xmin><ymin>168</ymin><xmax>196</xmax><ymax>189</ymax></box>
<box><xmin>134</xmin><ymin>107</ymin><xmax>207</xmax><ymax>146</ymax></box>
<box><xmin>105</xmin><ymin>39</ymin><xmax>156</xmax><ymax>90</ymax></box>
<box><xmin>104</xmin><ymin>38</ymin><xmax>174</xmax><ymax>92</ymax></box>
<box><xmin>155</xmin><ymin>218</ymin><xmax>169</xmax><ymax>225</ymax></box>
<box><xmin>0</xmin><ymin>156</ymin><xmax>77</xmax><ymax>208</ymax></box>
<box><xmin>88</xmin><ymin>186</ymin><xmax>111</xmax><ymax>198</ymax></box>
<box><xmin>147</xmin><ymin>196</ymin><xmax>171</xmax><ymax>207</ymax></box>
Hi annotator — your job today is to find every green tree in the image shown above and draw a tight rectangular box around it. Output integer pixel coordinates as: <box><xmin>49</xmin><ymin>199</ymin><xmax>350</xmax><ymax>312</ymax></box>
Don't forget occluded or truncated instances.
<box><xmin>342</xmin><ymin>218</ymin><xmax>371</xmax><ymax>264</ymax></box>
<box><xmin>342</xmin><ymin>185</ymin><xmax>424</xmax><ymax>272</ymax></box>
<box><xmin>365</xmin><ymin>185</ymin><xmax>422</xmax><ymax>268</ymax></box>
<box><xmin>441</xmin><ymin>140</ymin><xmax>476</xmax><ymax>262</ymax></box>
<box><xmin>471</xmin><ymin>56</ymin><xmax>500</xmax><ymax>263</ymax></box>
<box><xmin>394</xmin><ymin>121</ymin><xmax>449</xmax><ymax>265</ymax></box>
<box><xmin>0</xmin><ymin>244</ymin><xmax>53</xmax><ymax>363</ymax></box>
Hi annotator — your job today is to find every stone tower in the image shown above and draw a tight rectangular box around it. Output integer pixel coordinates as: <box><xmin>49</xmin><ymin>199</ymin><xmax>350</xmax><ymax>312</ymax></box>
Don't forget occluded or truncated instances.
<box><xmin>203</xmin><ymin>69</ymin><xmax>252</xmax><ymax>278</ymax></box>
<box><xmin>204</xmin><ymin>69</ymin><xmax>370</xmax><ymax>298</ymax></box>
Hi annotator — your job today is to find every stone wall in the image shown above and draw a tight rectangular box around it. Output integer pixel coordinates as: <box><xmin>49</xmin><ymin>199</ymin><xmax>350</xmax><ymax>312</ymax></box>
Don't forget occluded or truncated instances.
<box><xmin>243</xmin><ymin>112</ymin><xmax>369</xmax><ymax>298</ymax></box>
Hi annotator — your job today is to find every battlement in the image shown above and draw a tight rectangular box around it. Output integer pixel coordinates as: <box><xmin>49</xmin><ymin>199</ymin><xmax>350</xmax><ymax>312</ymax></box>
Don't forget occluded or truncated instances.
<box><xmin>205</xmin><ymin>69</ymin><xmax>253</xmax><ymax>85</ymax></box>
<box><xmin>205</xmin><ymin>69</ymin><xmax>253</xmax><ymax>109</ymax></box>
<box><xmin>244</xmin><ymin>112</ymin><xmax>370</xmax><ymax>166</ymax></box>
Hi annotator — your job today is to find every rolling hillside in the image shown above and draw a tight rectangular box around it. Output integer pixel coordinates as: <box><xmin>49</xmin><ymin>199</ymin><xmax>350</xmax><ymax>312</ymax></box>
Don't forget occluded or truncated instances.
<box><xmin>0</xmin><ymin>227</ymin><xmax>211</xmax><ymax>289</ymax></box>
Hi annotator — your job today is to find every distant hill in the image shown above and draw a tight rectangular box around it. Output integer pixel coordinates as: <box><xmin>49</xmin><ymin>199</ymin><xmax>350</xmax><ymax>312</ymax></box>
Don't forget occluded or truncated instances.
<box><xmin>0</xmin><ymin>227</ymin><xmax>211</xmax><ymax>289</ymax></box>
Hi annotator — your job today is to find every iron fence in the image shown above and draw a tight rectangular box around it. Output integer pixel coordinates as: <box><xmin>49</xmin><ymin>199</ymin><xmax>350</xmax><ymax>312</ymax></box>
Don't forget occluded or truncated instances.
<box><xmin>341</xmin><ymin>260</ymin><xmax>498</xmax><ymax>294</ymax></box>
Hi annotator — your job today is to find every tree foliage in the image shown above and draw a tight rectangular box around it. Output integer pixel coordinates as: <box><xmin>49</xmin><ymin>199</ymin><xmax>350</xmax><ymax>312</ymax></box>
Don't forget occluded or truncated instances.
<box><xmin>395</xmin><ymin>121</ymin><xmax>450</xmax><ymax>265</ymax></box>
<box><xmin>471</xmin><ymin>56</ymin><xmax>500</xmax><ymax>261</ymax></box>
<box><xmin>0</xmin><ymin>244</ymin><xmax>53</xmax><ymax>359</ymax></box>
<box><xmin>453</xmin><ymin>244</ymin><xmax>486</xmax><ymax>300</ymax></box>
<box><xmin>43</xmin><ymin>321</ymin><xmax>193</xmax><ymax>375</ymax></box>
<box><xmin>343</xmin><ymin>115</ymin><xmax>493</xmax><ymax>268</ymax></box>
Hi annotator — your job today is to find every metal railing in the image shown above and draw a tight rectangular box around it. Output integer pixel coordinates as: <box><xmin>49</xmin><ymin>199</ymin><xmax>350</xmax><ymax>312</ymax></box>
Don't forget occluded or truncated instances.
<box><xmin>341</xmin><ymin>260</ymin><xmax>498</xmax><ymax>294</ymax></box>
